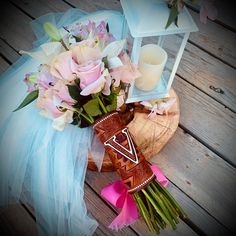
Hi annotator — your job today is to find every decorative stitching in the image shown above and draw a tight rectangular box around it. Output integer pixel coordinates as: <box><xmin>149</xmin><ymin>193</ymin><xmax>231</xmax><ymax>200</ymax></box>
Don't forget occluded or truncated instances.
<box><xmin>93</xmin><ymin>112</ymin><xmax>118</xmax><ymax>129</ymax></box>
<box><xmin>128</xmin><ymin>174</ymin><xmax>155</xmax><ymax>193</ymax></box>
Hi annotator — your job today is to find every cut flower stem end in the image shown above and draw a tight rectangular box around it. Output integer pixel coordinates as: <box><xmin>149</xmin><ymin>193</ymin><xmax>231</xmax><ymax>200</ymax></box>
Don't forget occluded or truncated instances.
<box><xmin>133</xmin><ymin>179</ymin><xmax>188</xmax><ymax>234</ymax></box>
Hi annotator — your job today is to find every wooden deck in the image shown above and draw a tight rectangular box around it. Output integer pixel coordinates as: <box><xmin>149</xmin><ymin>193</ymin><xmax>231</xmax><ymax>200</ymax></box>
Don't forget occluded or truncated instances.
<box><xmin>0</xmin><ymin>0</ymin><xmax>235</xmax><ymax>235</ymax></box>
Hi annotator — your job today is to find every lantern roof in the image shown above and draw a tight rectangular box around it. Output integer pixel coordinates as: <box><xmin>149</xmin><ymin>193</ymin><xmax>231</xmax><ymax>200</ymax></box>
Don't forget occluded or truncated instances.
<box><xmin>120</xmin><ymin>0</ymin><xmax>198</xmax><ymax>37</ymax></box>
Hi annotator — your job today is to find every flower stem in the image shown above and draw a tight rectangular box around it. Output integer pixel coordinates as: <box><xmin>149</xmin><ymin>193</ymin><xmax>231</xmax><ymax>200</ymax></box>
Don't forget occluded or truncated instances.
<box><xmin>146</xmin><ymin>195</ymin><xmax>160</xmax><ymax>233</ymax></box>
<box><xmin>153</xmin><ymin>180</ymin><xmax>188</xmax><ymax>220</ymax></box>
<box><xmin>75</xmin><ymin>110</ymin><xmax>93</xmax><ymax>124</ymax></box>
<box><xmin>133</xmin><ymin>192</ymin><xmax>156</xmax><ymax>233</ymax></box>
<box><xmin>98</xmin><ymin>96</ymin><xmax>108</xmax><ymax>114</ymax></box>
<box><xmin>141</xmin><ymin>189</ymin><xmax>170</xmax><ymax>226</ymax></box>
<box><xmin>147</xmin><ymin>185</ymin><xmax>176</xmax><ymax>230</ymax></box>
<box><xmin>60</xmin><ymin>39</ymin><xmax>69</xmax><ymax>51</ymax></box>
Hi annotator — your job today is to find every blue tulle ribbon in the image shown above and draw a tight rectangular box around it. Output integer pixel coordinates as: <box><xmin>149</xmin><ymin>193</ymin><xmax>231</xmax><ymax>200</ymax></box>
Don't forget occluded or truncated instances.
<box><xmin>0</xmin><ymin>8</ymin><xmax>125</xmax><ymax>235</ymax></box>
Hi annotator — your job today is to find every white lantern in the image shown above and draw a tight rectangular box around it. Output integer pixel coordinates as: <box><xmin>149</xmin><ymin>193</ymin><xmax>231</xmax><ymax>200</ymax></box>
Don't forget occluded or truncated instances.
<box><xmin>120</xmin><ymin>0</ymin><xmax>198</xmax><ymax>103</ymax></box>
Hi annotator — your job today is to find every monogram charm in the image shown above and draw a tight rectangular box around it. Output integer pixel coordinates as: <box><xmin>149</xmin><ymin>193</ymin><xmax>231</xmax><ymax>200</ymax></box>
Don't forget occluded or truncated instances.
<box><xmin>104</xmin><ymin>128</ymin><xmax>139</xmax><ymax>164</ymax></box>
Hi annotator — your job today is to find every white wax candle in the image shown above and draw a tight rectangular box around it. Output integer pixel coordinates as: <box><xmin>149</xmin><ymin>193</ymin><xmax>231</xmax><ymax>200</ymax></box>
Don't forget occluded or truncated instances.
<box><xmin>135</xmin><ymin>44</ymin><xmax>167</xmax><ymax>91</ymax></box>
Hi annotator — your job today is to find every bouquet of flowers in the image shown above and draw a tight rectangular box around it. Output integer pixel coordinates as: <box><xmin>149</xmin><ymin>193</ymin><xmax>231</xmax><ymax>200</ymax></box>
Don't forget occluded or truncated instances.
<box><xmin>15</xmin><ymin>20</ymin><xmax>187</xmax><ymax>234</ymax></box>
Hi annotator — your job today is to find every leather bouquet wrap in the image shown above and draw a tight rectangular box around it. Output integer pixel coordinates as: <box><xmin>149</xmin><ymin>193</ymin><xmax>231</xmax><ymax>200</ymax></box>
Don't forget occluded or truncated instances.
<box><xmin>93</xmin><ymin>112</ymin><xmax>155</xmax><ymax>193</ymax></box>
<box><xmin>93</xmin><ymin>111</ymin><xmax>188</xmax><ymax>233</ymax></box>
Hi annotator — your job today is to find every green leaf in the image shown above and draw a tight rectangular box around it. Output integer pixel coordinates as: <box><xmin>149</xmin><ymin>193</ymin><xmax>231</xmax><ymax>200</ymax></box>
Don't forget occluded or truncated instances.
<box><xmin>67</xmin><ymin>84</ymin><xmax>80</xmax><ymax>101</ymax></box>
<box><xmin>43</xmin><ymin>22</ymin><xmax>61</xmax><ymax>41</ymax></box>
<box><xmin>105</xmin><ymin>93</ymin><xmax>117</xmax><ymax>112</ymax></box>
<box><xmin>83</xmin><ymin>98</ymin><xmax>102</xmax><ymax>117</ymax></box>
<box><xmin>13</xmin><ymin>90</ymin><xmax>39</xmax><ymax>112</ymax></box>
<box><xmin>165</xmin><ymin>5</ymin><xmax>179</xmax><ymax>29</ymax></box>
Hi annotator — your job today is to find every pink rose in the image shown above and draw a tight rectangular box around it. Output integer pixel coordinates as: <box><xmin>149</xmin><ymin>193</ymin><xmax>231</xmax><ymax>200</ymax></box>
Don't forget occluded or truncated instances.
<box><xmin>77</xmin><ymin>60</ymin><xmax>104</xmax><ymax>89</ymax></box>
<box><xmin>71</xmin><ymin>39</ymin><xmax>102</xmax><ymax>64</ymax></box>
<box><xmin>50</xmin><ymin>51</ymin><xmax>79</xmax><ymax>81</ymax></box>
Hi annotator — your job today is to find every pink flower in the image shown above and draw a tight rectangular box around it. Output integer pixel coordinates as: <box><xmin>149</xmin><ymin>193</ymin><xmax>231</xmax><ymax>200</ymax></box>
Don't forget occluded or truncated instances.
<box><xmin>77</xmin><ymin>60</ymin><xmax>104</xmax><ymax>89</ymax></box>
<box><xmin>69</xmin><ymin>20</ymin><xmax>115</xmax><ymax>47</ymax></box>
<box><xmin>141</xmin><ymin>97</ymin><xmax>176</xmax><ymax>119</ymax></box>
<box><xmin>38</xmin><ymin>64</ymin><xmax>58</xmax><ymax>89</ymax></box>
<box><xmin>37</xmin><ymin>80</ymin><xmax>76</xmax><ymax>119</ymax></box>
<box><xmin>80</xmin><ymin>69</ymin><xmax>112</xmax><ymax>96</ymax></box>
<box><xmin>71</xmin><ymin>39</ymin><xmax>102</xmax><ymax>64</ymax></box>
<box><xmin>110</xmin><ymin>53</ymin><xmax>141</xmax><ymax>86</ymax></box>
<box><xmin>53</xmin><ymin>80</ymin><xmax>76</xmax><ymax>105</ymax></box>
<box><xmin>24</xmin><ymin>72</ymin><xmax>38</xmax><ymax>92</ymax></box>
<box><xmin>50</xmin><ymin>51</ymin><xmax>79</xmax><ymax>81</ymax></box>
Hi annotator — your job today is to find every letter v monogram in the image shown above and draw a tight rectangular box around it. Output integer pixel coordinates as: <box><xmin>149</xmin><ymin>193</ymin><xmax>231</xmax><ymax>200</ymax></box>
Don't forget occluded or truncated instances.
<box><xmin>104</xmin><ymin>128</ymin><xmax>138</xmax><ymax>164</ymax></box>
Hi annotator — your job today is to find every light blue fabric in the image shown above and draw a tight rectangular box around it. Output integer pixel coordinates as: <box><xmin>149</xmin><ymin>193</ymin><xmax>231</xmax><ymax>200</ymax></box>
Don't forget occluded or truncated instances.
<box><xmin>0</xmin><ymin>8</ymin><xmax>125</xmax><ymax>236</ymax></box>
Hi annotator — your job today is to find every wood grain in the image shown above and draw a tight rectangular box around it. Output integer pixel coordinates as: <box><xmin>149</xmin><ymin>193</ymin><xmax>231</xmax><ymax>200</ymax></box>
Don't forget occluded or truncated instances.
<box><xmin>12</xmin><ymin>0</ymin><xmax>71</xmax><ymax>17</ymax></box>
<box><xmin>178</xmin><ymin>42</ymin><xmax>236</xmax><ymax>112</ymax></box>
<box><xmin>173</xmin><ymin>76</ymin><xmax>236</xmax><ymax>165</ymax></box>
<box><xmin>0</xmin><ymin>2</ymin><xmax>35</xmax><ymax>51</ymax></box>
<box><xmin>0</xmin><ymin>56</ymin><xmax>9</xmax><ymax>73</ymax></box>
<box><xmin>85</xmin><ymin>170</ymin><xmax>229</xmax><ymax>236</ymax></box>
<box><xmin>188</xmin><ymin>9</ymin><xmax>236</xmax><ymax>67</ymax></box>
<box><xmin>84</xmin><ymin>184</ymin><xmax>137</xmax><ymax>236</ymax></box>
<box><xmin>0</xmin><ymin>39</ymin><xmax>19</xmax><ymax>65</ymax></box>
<box><xmin>88</xmin><ymin>89</ymin><xmax>179</xmax><ymax>171</ymax></box>
<box><xmin>152</xmin><ymin>127</ymin><xmax>236</xmax><ymax>232</ymax></box>
<box><xmin>0</xmin><ymin>204</ymin><xmax>37</xmax><ymax>236</ymax></box>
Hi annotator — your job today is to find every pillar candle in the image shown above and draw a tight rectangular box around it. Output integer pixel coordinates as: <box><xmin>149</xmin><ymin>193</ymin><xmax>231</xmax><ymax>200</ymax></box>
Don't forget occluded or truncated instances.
<box><xmin>135</xmin><ymin>44</ymin><xmax>167</xmax><ymax>91</ymax></box>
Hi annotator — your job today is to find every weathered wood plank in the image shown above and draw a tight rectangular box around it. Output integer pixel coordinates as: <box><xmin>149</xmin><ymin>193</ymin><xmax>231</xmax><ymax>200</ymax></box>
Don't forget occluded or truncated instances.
<box><xmin>186</xmin><ymin>0</ymin><xmax>235</xmax><ymax>31</ymax></box>
<box><xmin>173</xmin><ymin>76</ymin><xmax>236</xmax><ymax>165</ymax></box>
<box><xmin>145</xmin><ymin>33</ymin><xmax>236</xmax><ymax>113</ymax></box>
<box><xmin>84</xmin><ymin>184</ymin><xmax>137</xmax><ymax>236</ymax></box>
<box><xmin>0</xmin><ymin>56</ymin><xmax>9</xmax><ymax>73</ymax></box>
<box><xmin>19</xmin><ymin>183</ymin><xmax>136</xmax><ymax>235</ymax></box>
<box><xmin>178</xmin><ymin>42</ymin><xmax>236</xmax><ymax>112</ymax></box>
<box><xmin>0</xmin><ymin>39</ymin><xmax>22</xmax><ymax>65</ymax></box>
<box><xmin>86</xmin><ymin>171</ymin><xmax>198</xmax><ymax>236</ymax></box>
<box><xmin>151</xmin><ymin>127</ymin><xmax>236</xmax><ymax>233</ymax></box>
<box><xmin>0</xmin><ymin>2</ymin><xmax>35</xmax><ymax>51</ymax></box>
<box><xmin>86</xmin><ymin>166</ymin><xmax>232</xmax><ymax>235</ymax></box>
<box><xmin>65</xmin><ymin>0</ymin><xmax>122</xmax><ymax>12</ymax></box>
<box><xmin>0</xmin><ymin>204</ymin><xmax>37</xmax><ymax>236</ymax></box>
<box><xmin>188</xmin><ymin>9</ymin><xmax>236</xmax><ymax>68</ymax></box>
<box><xmin>12</xmin><ymin>0</ymin><xmax>71</xmax><ymax>17</ymax></box>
